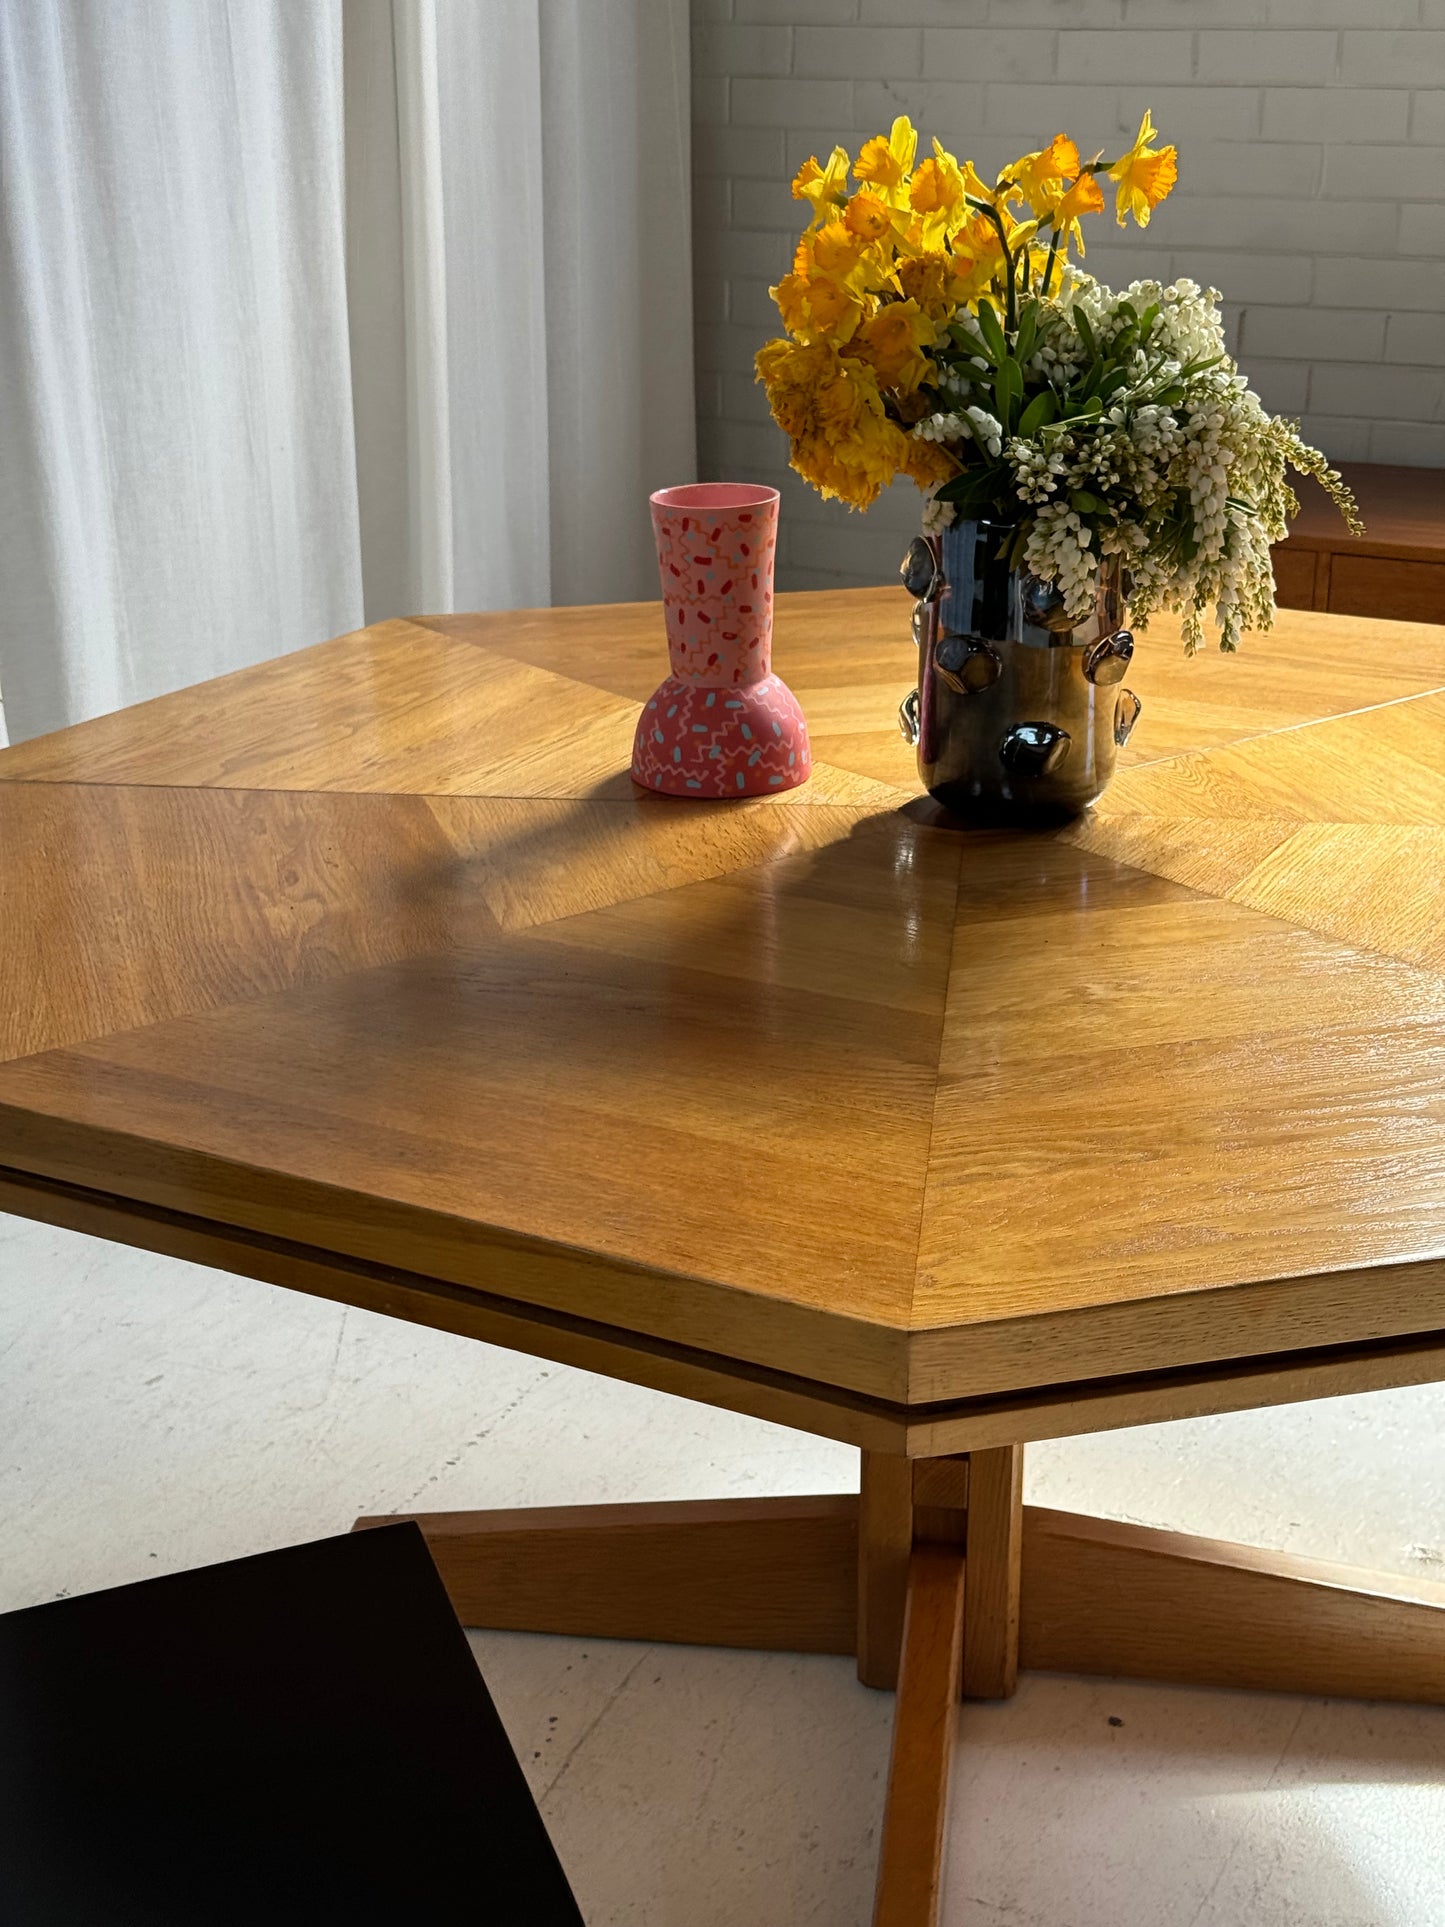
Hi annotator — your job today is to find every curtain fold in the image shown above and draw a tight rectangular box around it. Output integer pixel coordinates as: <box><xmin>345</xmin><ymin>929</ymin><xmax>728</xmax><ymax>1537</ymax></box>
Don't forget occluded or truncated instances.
<box><xmin>0</xmin><ymin>0</ymin><xmax>694</xmax><ymax>744</ymax></box>
<box><xmin>0</xmin><ymin>0</ymin><xmax>361</xmax><ymax>743</ymax></box>
<box><xmin>540</xmin><ymin>0</ymin><xmax>696</xmax><ymax>608</ymax></box>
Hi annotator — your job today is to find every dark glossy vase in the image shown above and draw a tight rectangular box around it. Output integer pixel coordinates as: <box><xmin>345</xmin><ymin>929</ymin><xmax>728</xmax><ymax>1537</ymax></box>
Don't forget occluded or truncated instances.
<box><xmin>899</xmin><ymin>517</ymin><xmax>1142</xmax><ymax>826</ymax></box>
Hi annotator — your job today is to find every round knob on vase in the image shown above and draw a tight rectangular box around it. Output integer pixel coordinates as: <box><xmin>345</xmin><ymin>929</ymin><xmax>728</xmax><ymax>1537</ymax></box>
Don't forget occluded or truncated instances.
<box><xmin>1018</xmin><ymin>572</ymin><xmax>1075</xmax><ymax>633</ymax></box>
<box><xmin>900</xmin><ymin>536</ymin><xmax>941</xmax><ymax>601</ymax></box>
<box><xmin>1114</xmin><ymin>688</ymin><xmax>1142</xmax><ymax>746</ymax></box>
<box><xmin>935</xmin><ymin>635</ymin><xmax>1002</xmax><ymax>695</ymax></box>
<box><xmin>1083</xmin><ymin>628</ymin><xmax>1135</xmax><ymax>685</ymax></box>
<box><xmin>899</xmin><ymin>688</ymin><xmax>921</xmax><ymax>745</ymax></box>
<box><xmin>999</xmin><ymin>721</ymin><xmax>1071</xmax><ymax>778</ymax></box>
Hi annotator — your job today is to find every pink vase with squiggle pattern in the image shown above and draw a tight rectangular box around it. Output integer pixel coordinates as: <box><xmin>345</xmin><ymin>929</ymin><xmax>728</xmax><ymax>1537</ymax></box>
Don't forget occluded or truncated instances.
<box><xmin>631</xmin><ymin>482</ymin><xmax>811</xmax><ymax>798</ymax></box>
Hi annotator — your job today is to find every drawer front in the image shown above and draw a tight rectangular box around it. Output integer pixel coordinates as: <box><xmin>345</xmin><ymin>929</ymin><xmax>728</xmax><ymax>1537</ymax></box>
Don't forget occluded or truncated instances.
<box><xmin>1328</xmin><ymin>554</ymin><xmax>1445</xmax><ymax>624</ymax></box>
<box><xmin>1270</xmin><ymin>544</ymin><xmax>1321</xmax><ymax>610</ymax></box>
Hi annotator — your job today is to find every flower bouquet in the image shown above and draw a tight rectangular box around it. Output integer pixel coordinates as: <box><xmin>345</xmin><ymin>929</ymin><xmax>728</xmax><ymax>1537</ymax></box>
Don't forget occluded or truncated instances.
<box><xmin>755</xmin><ymin>114</ymin><xmax>1363</xmax><ymax>822</ymax></box>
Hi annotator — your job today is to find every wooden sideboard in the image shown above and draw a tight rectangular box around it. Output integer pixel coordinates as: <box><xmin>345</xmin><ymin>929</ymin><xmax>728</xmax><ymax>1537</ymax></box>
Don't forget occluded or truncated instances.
<box><xmin>1272</xmin><ymin>461</ymin><xmax>1445</xmax><ymax>624</ymax></box>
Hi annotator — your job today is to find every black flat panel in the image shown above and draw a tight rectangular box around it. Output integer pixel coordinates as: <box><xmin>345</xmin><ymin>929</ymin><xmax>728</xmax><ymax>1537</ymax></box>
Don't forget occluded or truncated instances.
<box><xmin>0</xmin><ymin>1524</ymin><xmax>584</xmax><ymax>1925</ymax></box>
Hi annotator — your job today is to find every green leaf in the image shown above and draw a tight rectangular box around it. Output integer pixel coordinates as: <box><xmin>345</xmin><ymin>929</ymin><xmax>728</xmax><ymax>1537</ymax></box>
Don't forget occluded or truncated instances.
<box><xmin>1138</xmin><ymin>302</ymin><xmax>1160</xmax><ymax>341</ymax></box>
<box><xmin>1017</xmin><ymin>389</ymin><xmax>1058</xmax><ymax>437</ymax></box>
<box><xmin>947</xmin><ymin>320</ymin><xmax>995</xmax><ymax>366</ymax></box>
<box><xmin>1073</xmin><ymin>305</ymin><xmax>1097</xmax><ymax>359</ymax></box>
<box><xmin>1006</xmin><ymin>523</ymin><xmax>1032</xmax><ymax>571</ymax></box>
<box><xmin>1069</xmin><ymin>490</ymin><xmax>1110</xmax><ymax>514</ymax></box>
<box><xmin>1014</xmin><ymin>298</ymin><xmax>1039</xmax><ymax>367</ymax></box>
<box><xmin>934</xmin><ymin>463</ymin><xmax>1011</xmax><ymax>511</ymax></box>
<box><xmin>975</xmin><ymin>299</ymin><xmax>1008</xmax><ymax>364</ymax></box>
<box><xmin>1059</xmin><ymin>396</ymin><xmax>1104</xmax><ymax>426</ymax></box>
<box><xmin>994</xmin><ymin>356</ymin><xmax>1023</xmax><ymax>432</ymax></box>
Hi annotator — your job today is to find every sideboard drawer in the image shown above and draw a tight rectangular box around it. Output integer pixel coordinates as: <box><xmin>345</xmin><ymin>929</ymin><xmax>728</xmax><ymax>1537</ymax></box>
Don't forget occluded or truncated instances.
<box><xmin>1328</xmin><ymin>554</ymin><xmax>1445</xmax><ymax>624</ymax></box>
<box><xmin>1270</xmin><ymin>544</ymin><xmax>1321</xmax><ymax>611</ymax></box>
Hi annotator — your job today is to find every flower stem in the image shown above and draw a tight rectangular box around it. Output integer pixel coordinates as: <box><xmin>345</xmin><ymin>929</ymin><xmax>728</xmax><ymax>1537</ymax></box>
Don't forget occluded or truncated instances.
<box><xmin>1040</xmin><ymin>223</ymin><xmax>1064</xmax><ymax>299</ymax></box>
<box><xmin>965</xmin><ymin>194</ymin><xmax>1017</xmax><ymax>333</ymax></box>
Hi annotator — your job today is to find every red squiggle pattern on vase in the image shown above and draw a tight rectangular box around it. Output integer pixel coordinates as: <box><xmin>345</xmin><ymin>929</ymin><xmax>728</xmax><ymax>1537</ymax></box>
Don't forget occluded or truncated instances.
<box><xmin>633</xmin><ymin>485</ymin><xmax>811</xmax><ymax>798</ymax></box>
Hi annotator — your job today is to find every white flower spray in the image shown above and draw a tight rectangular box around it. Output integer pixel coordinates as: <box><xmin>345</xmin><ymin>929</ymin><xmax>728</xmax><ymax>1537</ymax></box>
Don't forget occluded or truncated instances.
<box><xmin>915</xmin><ymin>275</ymin><xmax>1361</xmax><ymax>651</ymax></box>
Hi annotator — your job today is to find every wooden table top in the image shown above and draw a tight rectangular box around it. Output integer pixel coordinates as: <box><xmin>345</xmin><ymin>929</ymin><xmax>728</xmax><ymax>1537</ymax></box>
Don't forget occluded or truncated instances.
<box><xmin>4</xmin><ymin>590</ymin><xmax>1445</xmax><ymax>1433</ymax></box>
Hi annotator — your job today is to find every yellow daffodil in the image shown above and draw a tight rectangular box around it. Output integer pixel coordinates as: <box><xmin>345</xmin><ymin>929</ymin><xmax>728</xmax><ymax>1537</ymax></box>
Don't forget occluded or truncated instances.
<box><xmin>853</xmin><ymin>115</ymin><xmax>918</xmax><ymax>204</ymax></box>
<box><xmin>791</xmin><ymin>146</ymin><xmax>851</xmax><ymax>227</ymax></box>
<box><xmin>771</xmin><ymin>268</ymin><xmax>863</xmax><ymax>346</ymax></box>
<box><xmin>843</xmin><ymin>191</ymin><xmax>895</xmax><ymax>245</ymax></box>
<box><xmin>1046</xmin><ymin>170</ymin><xmax>1106</xmax><ymax>258</ymax></box>
<box><xmin>901</xmin><ymin>435</ymin><xmax>957</xmax><ymax>490</ymax></box>
<box><xmin>1052</xmin><ymin>171</ymin><xmax>1105</xmax><ymax>226</ymax></box>
<box><xmin>949</xmin><ymin>210</ymin><xmax>1009</xmax><ymax>304</ymax></box>
<box><xmin>961</xmin><ymin>159</ymin><xmax>994</xmax><ymax>207</ymax></box>
<box><xmin>1001</xmin><ymin>134</ymin><xmax>1080</xmax><ymax>215</ymax></box>
<box><xmin>853</xmin><ymin>298</ymin><xmax>936</xmax><ymax>390</ymax></box>
<box><xmin>755</xmin><ymin>337</ymin><xmax>916</xmax><ymax>509</ymax></box>
<box><xmin>895</xmin><ymin>249</ymin><xmax>963</xmax><ymax>320</ymax></box>
<box><xmin>798</xmin><ymin>224</ymin><xmax>860</xmax><ymax>279</ymax></box>
<box><xmin>1107</xmin><ymin>110</ymin><xmax>1178</xmax><ymax>227</ymax></box>
<box><xmin>908</xmin><ymin>156</ymin><xmax>957</xmax><ymax>218</ymax></box>
<box><xmin>909</xmin><ymin>139</ymin><xmax>970</xmax><ymax>244</ymax></box>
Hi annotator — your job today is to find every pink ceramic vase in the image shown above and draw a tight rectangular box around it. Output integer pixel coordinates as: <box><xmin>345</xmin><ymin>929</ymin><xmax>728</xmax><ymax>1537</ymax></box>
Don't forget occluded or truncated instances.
<box><xmin>631</xmin><ymin>482</ymin><xmax>811</xmax><ymax>797</ymax></box>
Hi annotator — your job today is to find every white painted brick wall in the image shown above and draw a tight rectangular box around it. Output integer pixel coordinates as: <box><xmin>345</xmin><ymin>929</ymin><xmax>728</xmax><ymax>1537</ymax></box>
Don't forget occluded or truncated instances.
<box><xmin>692</xmin><ymin>0</ymin><xmax>1445</xmax><ymax>590</ymax></box>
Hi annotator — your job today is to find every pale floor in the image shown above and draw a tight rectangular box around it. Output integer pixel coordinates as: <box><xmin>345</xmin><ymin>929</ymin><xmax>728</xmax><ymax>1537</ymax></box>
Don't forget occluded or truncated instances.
<box><xmin>3</xmin><ymin>1208</ymin><xmax>1444</xmax><ymax>1926</ymax></box>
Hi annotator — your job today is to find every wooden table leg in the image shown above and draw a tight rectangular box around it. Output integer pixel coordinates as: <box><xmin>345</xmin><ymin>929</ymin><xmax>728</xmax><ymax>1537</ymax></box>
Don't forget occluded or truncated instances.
<box><xmin>1021</xmin><ymin>1505</ymin><xmax>1445</xmax><ymax>1702</ymax></box>
<box><xmin>857</xmin><ymin>1451</ymin><xmax>971</xmax><ymax>1690</ymax></box>
<box><xmin>354</xmin><ymin>1495</ymin><xmax>858</xmax><ymax>1652</ymax></box>
<box><xmin>871</xmin><ymin>1542</ymin><xmax>967</xmax><ymax>1927</ymax></box>
<box><xmin>857</xmin><ymin>1452</ymin><xmax>916</xmax><ymax>1690</ymax></box>
<box><xmin>962</xmin><ymin>1444</ymin><xmax>1023</xmax><ymax>1700</ymax></box>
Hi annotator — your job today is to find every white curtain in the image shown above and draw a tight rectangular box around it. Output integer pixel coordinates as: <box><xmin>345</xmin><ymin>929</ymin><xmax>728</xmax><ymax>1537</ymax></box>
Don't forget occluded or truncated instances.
<box><xmin>0</xmin><ymin>0</ymin><xmax>694</xmax><ymax>744</ymax></box>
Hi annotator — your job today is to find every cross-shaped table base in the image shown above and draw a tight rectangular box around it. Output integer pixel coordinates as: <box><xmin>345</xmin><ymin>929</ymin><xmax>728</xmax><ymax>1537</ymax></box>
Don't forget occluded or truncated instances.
<box><xmin>357</xmin><ymin>1446</ymin><xmax>1445</xmax><ymax>1926</ymax></box>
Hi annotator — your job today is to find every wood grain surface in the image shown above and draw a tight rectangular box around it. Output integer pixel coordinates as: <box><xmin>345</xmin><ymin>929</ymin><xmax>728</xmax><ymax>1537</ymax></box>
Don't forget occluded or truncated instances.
<box><xmin>3</xmin><ymin>587</ymin><xmax>1445</xmax><ymax>1420</ymax></box>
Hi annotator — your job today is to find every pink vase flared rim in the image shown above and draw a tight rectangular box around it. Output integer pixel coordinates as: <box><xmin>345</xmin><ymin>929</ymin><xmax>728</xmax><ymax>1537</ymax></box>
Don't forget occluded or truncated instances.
<box><xmin>650</xmin><ymin>482</ymin><xmax>779</xmax><ymax>513</ymax></box>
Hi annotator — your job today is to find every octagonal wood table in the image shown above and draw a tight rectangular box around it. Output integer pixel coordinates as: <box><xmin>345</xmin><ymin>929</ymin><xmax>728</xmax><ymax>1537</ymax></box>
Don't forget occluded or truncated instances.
<box><xmin>4</xmin><ymin>586</ymin><xmax>1445</xmax><ymax>1925</ymax></box>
